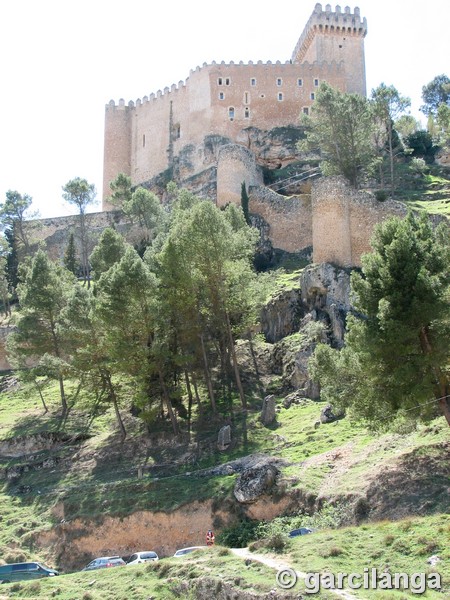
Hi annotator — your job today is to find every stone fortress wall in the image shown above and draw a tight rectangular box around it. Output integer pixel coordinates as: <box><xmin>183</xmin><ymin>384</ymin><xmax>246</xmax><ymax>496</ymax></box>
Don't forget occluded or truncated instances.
<box><xmin>102</xmin><ymin>3</ymin><xmax>367</xmax><ymax>209</ymax></box>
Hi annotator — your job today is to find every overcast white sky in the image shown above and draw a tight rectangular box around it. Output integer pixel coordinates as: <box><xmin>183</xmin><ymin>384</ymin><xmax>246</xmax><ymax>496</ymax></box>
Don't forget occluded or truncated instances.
<box><xmin>1</xmin><ymin>0</ymin><xmax>449</xmax><ymax>218</ymax></box>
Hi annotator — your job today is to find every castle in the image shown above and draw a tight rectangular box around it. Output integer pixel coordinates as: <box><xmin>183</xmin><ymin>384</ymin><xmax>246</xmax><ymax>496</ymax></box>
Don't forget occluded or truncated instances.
<box><xmin>102</xmin><ymin>3</ymin><xmax>368</xmax><ymax>209</ymax></box>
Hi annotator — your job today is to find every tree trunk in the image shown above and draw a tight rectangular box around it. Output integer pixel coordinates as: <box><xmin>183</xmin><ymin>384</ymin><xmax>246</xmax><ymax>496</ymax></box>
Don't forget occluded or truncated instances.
<box><xmin>225</xmin><ymin>309</ymin><xmax>246</xmax><ymax>408</ymax></box>
<box><xmin>388</xmin><ymin>122</ymin><xmax>395</xmax><ymax>197</ymax></box>
<box><xmin>191</xmin><ymin>372</ymin><xmax>202</xmax><ymax>414</ymax></box>
<box><xmin>34</xmin><ymin>381</ymin><xmax>48</xmax><ymax>413</ymax></box>
<box><xmin>105</xmin><ymin>372</ymin><xmax>127</xmax><ymax>440</ymax></box>
<box><xmin>184</xmin><ymin>370</ymin><xmax>193</xmax><ymax>437</ymax></box>
<box><xmin>419</xmin><ymin>326</ymin><xmax>450</xmax><ymax>426</ymax></box>
<box><xmin>58</xmin><ymin>375</ymin><xmax>68</xmax><ymax>416</ymax></box>
<box><xmin>158</xmin><ymin>368</ymin><xmax>179</xmax><ymax>434</ymax></box>
<box><xmin>199</xmin><ymin>333</ymin><xmax>216</xmax><ymax>412</ymax></box>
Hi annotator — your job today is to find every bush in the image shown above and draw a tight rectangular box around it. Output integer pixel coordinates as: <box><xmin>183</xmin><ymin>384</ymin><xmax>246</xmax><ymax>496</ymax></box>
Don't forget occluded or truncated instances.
<box><xmin>374</xmin><ymin>189</ymin><xmax>388</xmax><ymax>202</ymax></box>
<box><xmin>410</xmin><ymin>157</ymin><xmax>430</xmax><ymax>176</ymax></box>
<box><xmin>216</xmin><ymin>519</ymin><xmax>261</xmax><ymax>548</ymax></box>
<box><xmin>405</xmin><ymin>130</ymin><xmax>437</xmax><ymax>162</ymax></box>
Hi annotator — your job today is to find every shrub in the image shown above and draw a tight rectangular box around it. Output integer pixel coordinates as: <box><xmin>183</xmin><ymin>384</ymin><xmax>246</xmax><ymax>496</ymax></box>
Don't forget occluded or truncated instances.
<box><xmin>216</xmin><ymin>519</ymin><xmax>261</xmax><ymax>548</ymax></box>
<box><xmin>375</xmin><ymin>189</ymin><xmax>388</xmax><ymax>202</ymax></box>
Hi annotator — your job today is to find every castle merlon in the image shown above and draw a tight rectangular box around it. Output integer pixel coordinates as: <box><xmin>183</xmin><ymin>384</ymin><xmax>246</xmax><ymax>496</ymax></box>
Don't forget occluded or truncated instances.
<box><xmin>105</xmin><ymin>59</ymin><xmax>348</xmax><ymax>109</ymax></box>
<box><xmin>292</xmin><ymin>4</ymin><xmax>367</xmax><ymax>64</ymax></box>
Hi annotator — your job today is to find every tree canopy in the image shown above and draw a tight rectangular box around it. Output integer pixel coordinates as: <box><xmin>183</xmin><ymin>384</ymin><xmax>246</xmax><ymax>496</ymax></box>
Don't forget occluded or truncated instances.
<box><xmin>299</xmin><ymin>82</ymin><xmax>378</xmax><ymax>188</ymax></box>
<box><xmin>309</xmin><ymin>211</ymin><xmax>450</xmax><ymax>428</ymax></box>
<box><xmin>420</xmin><ymin>74</ymin><xmax>450</xmax><ymax>116</ymax></box>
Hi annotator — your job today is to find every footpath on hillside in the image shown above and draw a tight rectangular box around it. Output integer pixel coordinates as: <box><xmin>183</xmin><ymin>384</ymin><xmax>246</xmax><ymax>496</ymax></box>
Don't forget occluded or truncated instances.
<box><xmin>231</xmin><ymin>547</ymin><xmax>357</xmax><ymax>600</ymax></box>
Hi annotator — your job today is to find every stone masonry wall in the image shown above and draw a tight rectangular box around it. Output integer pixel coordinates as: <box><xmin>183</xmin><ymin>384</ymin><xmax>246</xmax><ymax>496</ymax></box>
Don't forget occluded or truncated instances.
<box><xmin>249</xmin><ymin>186</ymin><xmax>313</xmax><ymax>253</ymax></box>
<box><xmin>216</xmin><ymin>145</ymin><xmax>264</xmax><ymax>207</ymax></box>
<box><xmin>311</xmin><ymin>176</ymin><xmax>407</xmax><ymax>268</ymax></box>
<box><xmin>24</xmin><ymin>211</ymin><xmax>146</xmax><ymax>264</ymax></box>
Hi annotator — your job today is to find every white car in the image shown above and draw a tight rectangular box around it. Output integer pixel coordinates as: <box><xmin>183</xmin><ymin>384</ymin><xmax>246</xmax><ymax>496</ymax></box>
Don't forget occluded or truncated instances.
<box><xmin>173</xmin><ymin>546</ymin><xmax>207</xmax><ymax>557</ymax></box>
<box><xmin>126</xmin><ymin>551</ymin><xmax>159</xmax><ymax>565</ymax></box>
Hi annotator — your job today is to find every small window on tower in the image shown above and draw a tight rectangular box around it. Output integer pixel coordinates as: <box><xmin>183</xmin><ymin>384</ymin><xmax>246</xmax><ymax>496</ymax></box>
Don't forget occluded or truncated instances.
<box><xmin>278</xmin><ymin>92</ymin><xmax>283</xmax><ymax>101</ymax></box>
<box><xmin>143</xmin><ymin>134</ymin><xmax>146</xmax><ymax>147</ymax></box>
<box><xmin>314</xmin><ymin>78</ymin><xmax>319</xmax><ymax>87</ymax></box>
<box><xmin>310</xmin><ymin>92</ymin><xmax>315</xmax><ymax>100</ymax></box>
<box><xmin>244</xmin><ymin>107</ymin><xmax>250</xmax><ymax>118</ymax></box>
<box><xmin>218</xmin><ymin>77</ymin><xmax>223</xmax><ymax>85</ymax></box>
<box><xmin>225</xmin><ymin>78</ymin><xmax>230</xmax><ymax>85</ymax></box>
<box><xmin>276</xmin><ymin>78</ymin><xmax>282</xmax><ymax>86</ymax></box>
<box><xmin>219</xmin><ymin>92</ymin><xmax>225</xmax><ymax>100</ymax></box>
<box><xmin>244</xmin><ymin>92</ymin><xmax>249</xmax><ymax>104</ymax></box>
<box><xmin>297</xmin><ymin>78</ymin><xmax>303</xmax><ymax>86</ymax></box>
<box><xmin>251</xmin><ymin>78</ymin><xmax>256</xmax><ymax>86</ymax></box>
<box><xmin>302</xmin><ymin>107</ymin><xmax>309</xmax><ymax>115</ymax></box>
<box><xmin>228</xmin><ymin>107</ymin><xmax>235</xmax><ymax>120</ymax></box>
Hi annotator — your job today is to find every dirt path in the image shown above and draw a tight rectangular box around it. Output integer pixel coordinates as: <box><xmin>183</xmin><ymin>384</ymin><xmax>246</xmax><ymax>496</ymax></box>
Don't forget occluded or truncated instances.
<box><xmin>231</xmin><ymin>547</ymin><xmax>357</xmax><ymax>600</ymax></box>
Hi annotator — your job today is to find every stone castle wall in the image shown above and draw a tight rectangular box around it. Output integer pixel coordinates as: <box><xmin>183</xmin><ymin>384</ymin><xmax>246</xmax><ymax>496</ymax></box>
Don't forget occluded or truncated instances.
<box><xmin>216</xmin><ymin>145</ymin><xmax>264</xmax><ymax>208</ymax></box>
<box><xmin>249</xmin><ymin>187</ymin><xmax>313</xmax><ymax>254</ymax></box>
<box><xmin>25</xmin><ymin>211</ymin><xmax>146</xmax><ymax>264</ymax></box>
<box><xmin>102</xmin><ymin>4</ymin><xmax>367</xmax><ymax>208</ymax></box>
<box><xmin>311</xmin><ymin>177</ymin><xmax>407</xmax><ymax>268</ymax></box>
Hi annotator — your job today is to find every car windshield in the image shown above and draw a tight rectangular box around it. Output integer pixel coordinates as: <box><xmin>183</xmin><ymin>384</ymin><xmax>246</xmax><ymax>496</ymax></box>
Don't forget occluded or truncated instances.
<box><xmin>36</xmin><ymin>563</ymin><xmax>52</xmax><ymax>570</ymax></box>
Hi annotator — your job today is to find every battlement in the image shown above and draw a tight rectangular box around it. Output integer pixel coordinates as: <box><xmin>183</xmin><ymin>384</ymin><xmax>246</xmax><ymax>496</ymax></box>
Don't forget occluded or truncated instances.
<box><xmin>105</xmin><ymin>59</ymin><xmax>346</xmax><ymax>109</ymax></box>
<box><xmin>292</xmin><ymin>4</ymin><xmax>367</xmax><ymax>64</ymax></box>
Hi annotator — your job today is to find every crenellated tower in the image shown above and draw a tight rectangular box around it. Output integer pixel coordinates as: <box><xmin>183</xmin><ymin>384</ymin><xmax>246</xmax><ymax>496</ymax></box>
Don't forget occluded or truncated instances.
<box><xmin>291</xmin><ymin>3</ymin><xmax>367</xmax><ymax>96</ymax></box>
<box><xmin>102</xmin><ymin>4</ymin><xmax>367</xmax><ymax>209</ymax></box>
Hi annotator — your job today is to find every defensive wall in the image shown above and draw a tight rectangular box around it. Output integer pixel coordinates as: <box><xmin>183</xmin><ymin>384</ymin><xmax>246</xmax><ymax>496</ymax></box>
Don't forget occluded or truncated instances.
<box><xmin>102</xmin><ymin>3</ymin><xmax>367</xmax><ymax>208</ymax></box>
<box><xmin>311</xmin><ymin>177</ymin><xmax>408</xmax><ymax>268</ymax></box>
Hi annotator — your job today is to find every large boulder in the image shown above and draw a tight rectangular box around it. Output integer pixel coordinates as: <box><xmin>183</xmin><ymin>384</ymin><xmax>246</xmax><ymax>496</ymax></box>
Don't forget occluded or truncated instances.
<box><xmin>260</xmin><ymin>395</ymin><xmax>277</xmax><ymax>426</ymax></box>
<box><xmin>234</xmin><ymin>461</ymin><xmax>280</xmax><ymax>503</ymax></box>
<box><xmin>260</xmin><ymin>288</ymin><xmax>303</xmax><ymax>343</ymax></box>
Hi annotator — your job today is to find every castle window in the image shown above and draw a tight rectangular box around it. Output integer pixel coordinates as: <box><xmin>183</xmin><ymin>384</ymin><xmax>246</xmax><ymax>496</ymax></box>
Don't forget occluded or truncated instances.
<box><xmin>174</xmin><ymin>124</ymin><xmax>181</xmax><ymax>139</ymax></box>
<box><xmin>277</xmin><ymin>92</ymin><xmax>283</xmax><ymax>101</ymax></box>
<box><xmin>225</xmin><ymin>78</ymin><xmax>230</xmax><ymax>86</ymax></box>
<box><xmin>143</xmin><ymin>134</ymin><xmax>146</xmax><ymax>147</ymax></box>
<box><xmin>228</xmin><ymin>107</ymin><xmax>235</xmax><ymax>120</ymax></box>
<box><xmin>302</xmin><ymin>107</ymin><xmax>309</xmax><ymax>115</ymax></box>
<box><xmin>244</xmin><ymin>92</ymin><xmax>249</xmax><ymax>104</ymax></box>
<box><xmin>310</xmin><ymin>92</ymin><xmax>315</xmax><ymax>100</ymax></box>
<box><xmin>297</xmin><ymin>78</ymin><xmax>303</xmax><ymax>86</ymax></box>
<box><xmin>260</xmin><ymin>94</ymin><xmax>265</xmax><ymax>98</ymax></box>
<box><xmin>219</xmin><ymin>92</ymin><xmax>225</xmax><ymax>100</ymax></box>
<box><xmin>218</xmin><ymin>77</ymin><xmax>223</xmax><ymax>85</ymax></box>
<box><xmin>276</xmin><ymin>78</ymin><xmax>282</xmax><ymax>86</ymax></box>
<box><xmin>251</xmin><ymin>78</ymin><xmax>256</xmax><ymax>86</ymax></box>
<box><xmin>244</xmin><ymin>107</ymin><xmax>250</xmax><ymax>118</ymax></box>
<box><xmin>314</xmin><ymin>78</ymin><xmax>319</xmax><ymax>87</ymax></box>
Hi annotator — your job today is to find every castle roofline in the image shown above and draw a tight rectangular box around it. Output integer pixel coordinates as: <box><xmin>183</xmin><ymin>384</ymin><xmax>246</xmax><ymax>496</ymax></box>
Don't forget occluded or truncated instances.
<box><xmin>105</xmin><ymin>59</ymin><xmax>346</xmax><ymax>109</ymax></box>
<box><xmin>292</xmin><ymin>4</ymin><xmax>367</xmax><ymax>63</ymax></box>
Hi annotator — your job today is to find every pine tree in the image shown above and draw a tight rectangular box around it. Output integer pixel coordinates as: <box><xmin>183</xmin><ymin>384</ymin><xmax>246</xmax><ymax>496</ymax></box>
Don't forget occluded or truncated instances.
<box><xmin>7</xmin><ymin>250</ymin><xmax>76</xmax><ymax>415</ymax></box>
<box><xmin>63</xmin><ymin>232</ymin><xmax>78</xmax><ymax>276</ymax></box>
<box><xmin>310</xmin><ymin>212</ymin><xmax>450</xmax><ymax>427</ymax></box>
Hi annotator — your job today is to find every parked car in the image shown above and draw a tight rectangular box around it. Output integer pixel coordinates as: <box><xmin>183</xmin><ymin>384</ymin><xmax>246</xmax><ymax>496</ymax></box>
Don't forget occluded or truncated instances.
<box><xmin>173</xmin><ymin>546</ymin><xmax>207</xmax><ymax>557</ymax></box>
<box><xmin>82</xmin><ymin>556</ymin><xmax>126</xmax><ymax>571</ymax></box>
<box><xmin>0</xmin><ymin>562</ymin><xmax>59</xmax><ymax>584</ymax></box>
<box><xmin>288</xmin><ymin>527</ymin><xmax>313</xmax><ymax>537</ymax></box>
<box><xmin>126</xmin><ymin>551</ymin><xmax>159</xmax><ymax>565</ymax></box>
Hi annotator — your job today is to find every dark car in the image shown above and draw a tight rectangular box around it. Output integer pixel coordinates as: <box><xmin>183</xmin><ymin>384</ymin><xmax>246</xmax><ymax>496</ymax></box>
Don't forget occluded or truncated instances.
<box><xmin>82</xmin><ymin>556</ymin><xmax>126</xmax><ymax>571</ymax></box>
<box><xmin>288</xmin><ymin>527</ymin><xmax>313</xmax><ymax>538</ymax></box>
<box><xmin>0</xmin><ymin>562</ymin><xmax>59</xmax><ymax>584</ymax></box>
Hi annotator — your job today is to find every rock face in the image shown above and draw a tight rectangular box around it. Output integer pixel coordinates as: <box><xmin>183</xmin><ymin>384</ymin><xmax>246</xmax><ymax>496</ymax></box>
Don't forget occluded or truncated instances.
<box><xmin>234</xmin><ymin>461</ymin><xmax>280</xmax><ymax>504</ymax></box>
<box><xmin>259</xmin><ymin>262</ymin><xmax>353</xmax><ymax>395</ymax></box>
<box><xmin>217</xmin><ymin>425</ymin><xmax>232</xmax><ymax>451</ymax></box>
<box><xmin>260</xmin><ymin>288</ymin><xmax>303</xmax><ymax>343</ymax></box>
<box><xmin>320</xmin><ymin>404</ymin><xmax>343</xmax><ymax>424</ymax></box>
<box><xmin>300</xmin><ymin>262</ymin><xmax>352</xmax><ymax>348</ymax></box>
<box><xmin>260</xmin><ymin>395</ymin><xmax>276</xmax><ymax>426</ymax></box>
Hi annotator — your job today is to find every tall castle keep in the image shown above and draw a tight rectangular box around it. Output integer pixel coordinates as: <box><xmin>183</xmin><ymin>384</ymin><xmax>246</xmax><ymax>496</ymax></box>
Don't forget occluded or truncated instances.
<box><xmin>102</xmin><ymin>3</ymin><xmax>367</xmax><ymax>209</ymax></box>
